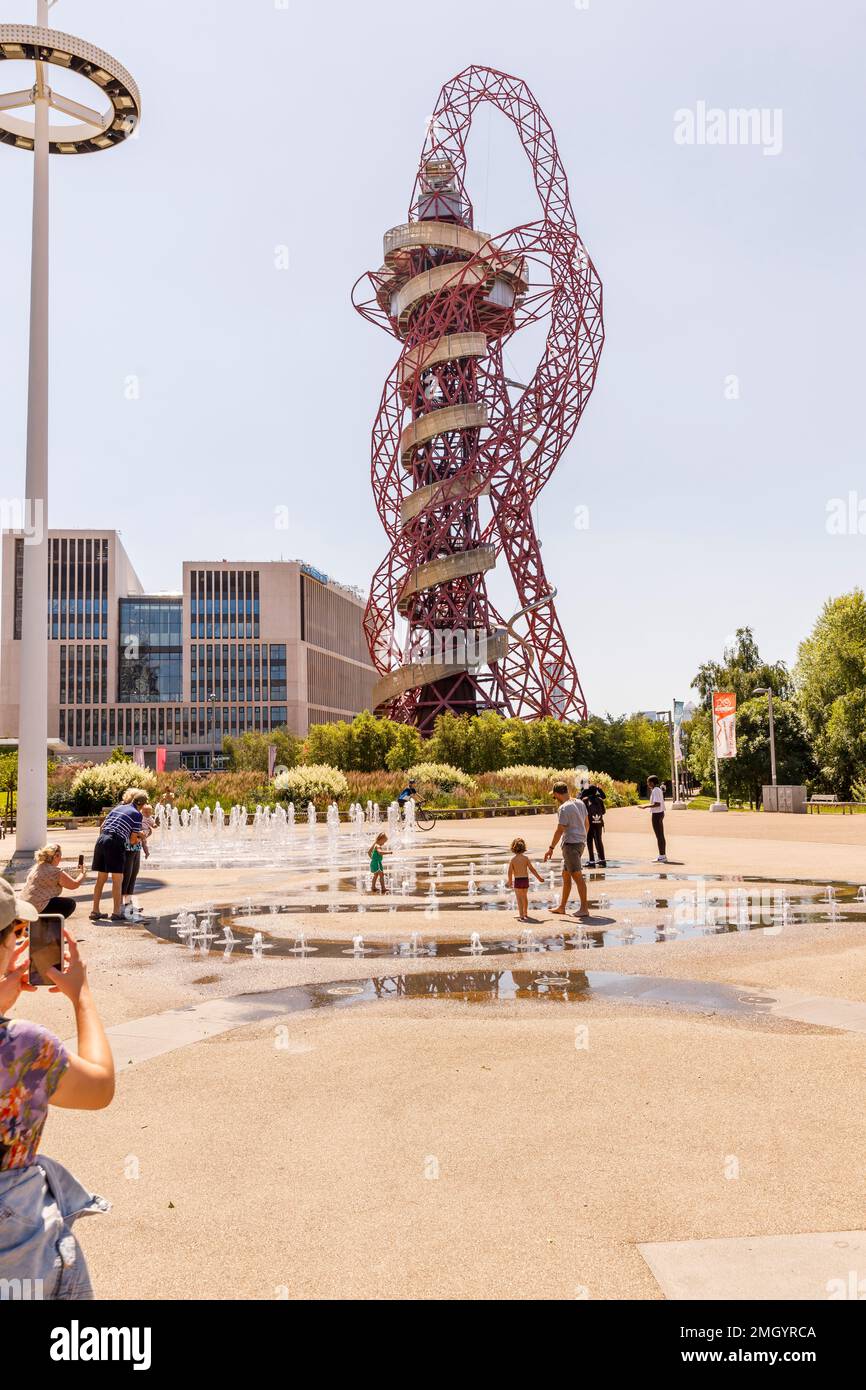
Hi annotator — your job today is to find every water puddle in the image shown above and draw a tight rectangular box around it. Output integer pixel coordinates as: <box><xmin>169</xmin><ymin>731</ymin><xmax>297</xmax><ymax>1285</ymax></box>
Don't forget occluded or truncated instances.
<box><xmin>261</xmin><ymin>968</ymin><xmax>776</xmax><ymax>1018</ymax></box>
<box><xmin>141</xmin><ymin>900</ymin><xmax>858</xmax><ymax>964</ymax></box>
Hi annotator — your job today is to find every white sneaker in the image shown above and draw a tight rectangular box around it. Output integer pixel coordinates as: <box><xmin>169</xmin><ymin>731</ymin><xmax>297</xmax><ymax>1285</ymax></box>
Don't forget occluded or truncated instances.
<box><xmin>656</xmin><ymin>855</ymin><xmax>668</xmax><ymax>863</ymax></box>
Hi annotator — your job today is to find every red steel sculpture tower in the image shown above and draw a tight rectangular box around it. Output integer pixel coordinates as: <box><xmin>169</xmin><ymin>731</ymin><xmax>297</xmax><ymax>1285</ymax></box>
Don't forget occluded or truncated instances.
<box><xmin>353</xmin><ymin>65</ymin><xmax>604</xmax><ymax>731</ymax></box>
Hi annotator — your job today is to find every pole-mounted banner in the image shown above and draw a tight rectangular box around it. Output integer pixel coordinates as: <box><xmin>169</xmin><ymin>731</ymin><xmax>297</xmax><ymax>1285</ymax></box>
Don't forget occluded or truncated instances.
<box><xmin>712</xmin><ymin>691</ymin><xmax>737</xmax><ymax>760</ymax></box>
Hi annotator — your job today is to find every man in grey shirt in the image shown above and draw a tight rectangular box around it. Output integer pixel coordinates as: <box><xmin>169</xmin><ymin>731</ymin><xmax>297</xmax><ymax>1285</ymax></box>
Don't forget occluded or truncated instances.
<box><xmin>544</xmin><ymin>781</ymin><xmax>590</xmax><ymax>916</ymax></box>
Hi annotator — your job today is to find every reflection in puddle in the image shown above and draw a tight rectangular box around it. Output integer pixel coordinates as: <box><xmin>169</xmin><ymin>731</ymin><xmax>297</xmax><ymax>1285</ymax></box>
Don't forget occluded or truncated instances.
<box><xmin>135</xmin><ymin>855</ymin><xmax>866</xmax><ymax>986</ymax></box>
<box><xmin>140</xmin><ymin>916</ymin><xmax>780</xmax><ymax>963</ymax></box>
<box><xmin>291</xmin><ymin>969</ymin><xmax>776</xmax><ymax>1017</ymax></box>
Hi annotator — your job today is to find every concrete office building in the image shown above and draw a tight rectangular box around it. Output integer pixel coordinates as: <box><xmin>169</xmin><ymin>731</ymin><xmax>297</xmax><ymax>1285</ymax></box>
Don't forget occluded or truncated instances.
<box><xmin>0</xmin><ymin>530</ymin><xmax>376</xmax><ymax>767</ymax></box>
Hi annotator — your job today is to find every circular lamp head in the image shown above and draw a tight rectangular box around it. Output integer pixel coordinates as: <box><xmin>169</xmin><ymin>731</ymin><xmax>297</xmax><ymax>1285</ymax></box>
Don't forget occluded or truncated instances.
<box><xmin>0</xmin><ymin>24</ymin><xmax>140</xmax><ymax>153</ymax></box>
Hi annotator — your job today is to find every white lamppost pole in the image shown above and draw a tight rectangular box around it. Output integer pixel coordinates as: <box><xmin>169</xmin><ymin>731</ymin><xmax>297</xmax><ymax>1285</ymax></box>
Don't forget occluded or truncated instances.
<box><xmin>753</xmin><ymin>686</ymin><xmax>777</xmax><ymax>787</ymax></box>
<box><xmin>1</xmin><ymin>5</ymin><xmax>141</xmax><ymax>850</ymax></box>
<box><xmin>16</xmin><ymin>0</ymin><xmax>50</xmax><ymax>855</ymax></box>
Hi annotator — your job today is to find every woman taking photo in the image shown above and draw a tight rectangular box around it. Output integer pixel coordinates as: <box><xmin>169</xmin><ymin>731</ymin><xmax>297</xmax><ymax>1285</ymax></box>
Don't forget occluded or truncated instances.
<box><xmin>19</xmin><ymin>843</ymin><xmax>87</xmax><ymax>921</ymax></box>
<box><xmin>0</xmin><ymin>878</ymin><xmax>115</xmax><ymax>1299</ymax></box>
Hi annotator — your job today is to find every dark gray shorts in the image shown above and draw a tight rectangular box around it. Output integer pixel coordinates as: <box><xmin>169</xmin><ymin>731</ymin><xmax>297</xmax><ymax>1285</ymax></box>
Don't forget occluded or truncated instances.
<box><xmin>561</xmin><ymin>842</ymin><xmax>585</xmax><ymax>874</ymax></box>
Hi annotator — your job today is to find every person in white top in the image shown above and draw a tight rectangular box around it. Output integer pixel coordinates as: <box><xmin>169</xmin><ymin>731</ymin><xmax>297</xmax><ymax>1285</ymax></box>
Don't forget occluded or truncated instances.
<box><xmin>644</xmin><ymin>775</ymin><xmax>667</xmax><ymax>862</ymax></box>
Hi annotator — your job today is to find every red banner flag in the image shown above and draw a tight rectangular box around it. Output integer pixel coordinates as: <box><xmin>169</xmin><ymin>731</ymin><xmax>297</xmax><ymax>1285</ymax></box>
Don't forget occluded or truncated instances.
<box><xmin>712</xmin><ymin>692</ymin><xmax>737</xmax><ymax>760</ymax></box>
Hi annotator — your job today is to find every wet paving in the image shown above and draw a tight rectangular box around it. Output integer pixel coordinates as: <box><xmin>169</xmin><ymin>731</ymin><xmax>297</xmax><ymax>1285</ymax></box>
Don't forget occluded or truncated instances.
<box><xmin>135</xmin><ymin>832</ymin><xmax>866</xmax><ymax>976</ymax></box>
<box><xmin>141</xmin><ymin>892</ymin><xmax>866</xmax><ymax>965</ymax></box>
<box><xmin>259</xmin><ymin>968</ymin><xmax>777</xmax><ymax>1018</ymax></box>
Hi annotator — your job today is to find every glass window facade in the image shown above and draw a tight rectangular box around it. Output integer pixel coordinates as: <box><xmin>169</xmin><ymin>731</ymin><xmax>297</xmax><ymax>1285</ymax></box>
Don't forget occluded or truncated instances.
<box><xmin>269</xmin><ymin>644</ymin><xmax>287</xmax><ymax>701</ymax></box>
<box><xmin>118</xmin><ymin>597</ymin><xmax>183</xmax><ymax>703</ymax></box>
<box><xmin>190</xmin><ymin>568</ymin><xmax>260</xmax><ymax>639</ymax></box>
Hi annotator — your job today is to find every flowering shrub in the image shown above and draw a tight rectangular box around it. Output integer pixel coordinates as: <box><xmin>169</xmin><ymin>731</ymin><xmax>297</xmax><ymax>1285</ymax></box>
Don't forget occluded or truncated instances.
<box><xmin>406</xmin><ymin>762</ymin><xmax>476</xmax><ymax>792</ymax></box>
<box><xmin>70</xmin><ymin>762</ymin><xmax>157</xmax><ymax>813</ymax></box>
<box><xmin>491</xmin><ymin>766</ymin><xmax>638</xmax><ymax>807</ymax></box>
<box><xmin>497</xmin><ymin>765</ymin><xmax>569</xmax><ymax>783</ymax></box>
<box><xmin>272</xmin><ymin>764</ymin><xmax>349</xmax><ymax>806</ymax></box>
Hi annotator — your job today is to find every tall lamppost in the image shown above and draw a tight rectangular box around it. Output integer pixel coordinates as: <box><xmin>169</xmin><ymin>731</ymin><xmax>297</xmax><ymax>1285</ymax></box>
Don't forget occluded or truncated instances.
<box><xmin>207</xmin><ymin>693</ymin><xmax>217</xmax><ymax>771</ymax></box>
<box><xmin>656</xmin><ymin>709</ymin><xmax>678</xmax><ymax>804</ymax></box>
<box><xmin>1</xmin><ymin>5</ymin><xmax>140</xmax><ymax>851</ymax></box>
<box><xmin>752</xmin><ymin>686</ymin><xmax>777</xmax><ymax>787</ymax></box>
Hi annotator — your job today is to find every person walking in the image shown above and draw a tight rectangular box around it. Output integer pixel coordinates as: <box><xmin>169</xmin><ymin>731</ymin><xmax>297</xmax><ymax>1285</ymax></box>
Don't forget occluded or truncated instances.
<box><xmin>19</xmin><ymin>845</ymin><xmax>87</xmax><ymax>922</ymax></box>
<box><xmin>581</xmin><ymin>783</ymin><xmax>607</xmax><ymax>868</ymax></box>
<box><xmin>544</xmin><ymin>781</ymin><xmax>590</xmax><ymax>917</ymax></box>
<box><xmin>645</xmin><ymin>775</ymin><xmax>668</xmax><ymax>862</ymax></box>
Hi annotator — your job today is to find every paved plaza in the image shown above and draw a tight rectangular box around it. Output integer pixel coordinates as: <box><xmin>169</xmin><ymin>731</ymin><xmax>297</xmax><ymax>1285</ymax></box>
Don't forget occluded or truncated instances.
<box><xmin>5</xmin><ymin>807</ymin><xmax>866</xmax><ymax>1300</ymax></box>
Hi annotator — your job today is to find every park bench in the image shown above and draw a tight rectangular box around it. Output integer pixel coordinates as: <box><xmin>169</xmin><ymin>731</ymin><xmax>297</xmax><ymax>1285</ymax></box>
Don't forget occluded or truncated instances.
<box><xmin>807</xmin><ymin>794</ymin><xmax>855</xmax><ymax>814</ymax></box>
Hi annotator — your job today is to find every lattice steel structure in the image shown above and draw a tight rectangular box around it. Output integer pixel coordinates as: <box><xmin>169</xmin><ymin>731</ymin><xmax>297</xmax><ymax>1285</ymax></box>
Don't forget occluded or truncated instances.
<box><xmin>353</xmin><ymin>65</ymin><xmax>604</xmax><ymax>731</ymax></box>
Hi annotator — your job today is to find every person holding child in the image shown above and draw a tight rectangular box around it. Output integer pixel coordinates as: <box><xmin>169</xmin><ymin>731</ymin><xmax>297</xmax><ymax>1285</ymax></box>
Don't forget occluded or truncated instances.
<box><xmin>507</xmin><ymin>838</ymin><xmax>544</xmax><ymax>922</ymax></box>
<box><xmin>119</xmin><ymin>793</ymin><xmax>154</xmax><ymax>923</ymax></box>
<box><xmin>89</xmin><ymin>790</ymin><xmax>148</xmax><ymax>922</ymax></box>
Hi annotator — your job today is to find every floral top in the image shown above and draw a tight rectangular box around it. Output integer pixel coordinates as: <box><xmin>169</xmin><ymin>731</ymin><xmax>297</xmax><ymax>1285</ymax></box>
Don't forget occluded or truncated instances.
<box><xmin>0</xmin><ymin>1019</ymin><xmax>69</xmax><ymax>1171</ymax></box>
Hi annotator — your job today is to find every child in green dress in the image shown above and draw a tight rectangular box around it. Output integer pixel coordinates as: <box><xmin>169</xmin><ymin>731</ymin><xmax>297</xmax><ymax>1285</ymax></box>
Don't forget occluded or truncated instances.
<box><xmin>369</xmin><ymin>833</ymin><xmax>388</xmax><ymax>894</ymax></box>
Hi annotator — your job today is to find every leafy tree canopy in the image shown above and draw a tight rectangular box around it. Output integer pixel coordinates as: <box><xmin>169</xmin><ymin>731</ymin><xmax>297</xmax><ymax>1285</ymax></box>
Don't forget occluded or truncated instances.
<box><xmin>693</xmin><ymin>627</ymin><xmax>792</xmax><ymax>709</ymax></box>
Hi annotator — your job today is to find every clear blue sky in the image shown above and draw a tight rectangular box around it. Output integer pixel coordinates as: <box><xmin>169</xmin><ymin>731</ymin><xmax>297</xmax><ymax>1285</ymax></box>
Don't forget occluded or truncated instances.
<box><xmin>1</xmin><ymin>0</ymin><xmax>863</xmax><ymax>716</ymax></box>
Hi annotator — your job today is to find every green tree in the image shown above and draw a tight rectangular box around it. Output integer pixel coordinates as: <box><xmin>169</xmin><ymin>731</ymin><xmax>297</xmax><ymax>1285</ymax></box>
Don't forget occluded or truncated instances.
<box><xmin>107</xmin><ymin>746</ymin><xmax>129</xmax><ymax>763</ymax></box>
<box><xmin>501</xmin><ymin>717</ymin><xmax>531</xmax><ymax>766</ymax></box>
<box><xmin>589</xmin><ymin>714</ymin><xmax>669</xmax><ymax>788</ymax></box>
<box><xmin>346</xmin><ymin>710</ymin><xmax>396</xmax><ymax>772</ymax></box>
<box><xmin>223</xmin><ymin>728</ymin><xmax>303</xmax><ymax>773</ymax></box>
<box><xmin>795</xmin><ymin>591</ymin><xmax>866</xmax><ymax>794</ymax></box>
<box><xmin>0</xmin><ymin>752</ymin><xmax>17</xmax><ymax>822</ymax></box>
<box><xmin>572</xmin><ymin>715</ymin><xmax>607</xmax><ymax>771</ymax></box>
<box><xmin>545</xmin><ymin>717</ymin><xmax>575</xmax><ymax>769</ymax></box>
<box><xmin>428</xmin><ymin>712</ymin><xmax>473</xmax><ymax>769</ymax></box>
<box><xmin>304</xmin><ymin>721</ymin><xmax>350</xmax><ymax>768</ymax></box>
<box><xmin>693</xmin><ymin>627</ymin><xmax>792</xmax><ymax>710</ymax></box>
<box><xmin>685</xmin><ymin>699</ymin><xmax>815</xmax><ymax>804</ymax></box>
<box><xmin>385</xmin><ymin>724</ymin><xmax>424</xmax><ymax>771</ymax></box>
<box><xmin>467</xmin><ymin>711</ymin><xmax>506</xmax><ymax>772</ymax></box>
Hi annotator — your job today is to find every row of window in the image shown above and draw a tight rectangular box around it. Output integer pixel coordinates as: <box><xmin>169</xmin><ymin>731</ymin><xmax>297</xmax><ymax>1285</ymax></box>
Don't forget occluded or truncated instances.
<box><xmin>59</xmin><ymin>705</ymin><xmax>290</xmax><ymax>749</ymax></box>
<box><xmin>189</xmin><ymin>569</ymin><xmax>260</xmax><ymax>639</ymax></box>
<box><xmin>13</xmin><ymin>537</ymin><xmax>111</xmax><ymax>641</ymax></box>
<box><xmin>59</xmin><ymin>645</ymin><xmax>109</xmax><ymax>706</ymax></box>
<box><xmin>189</xmin><ymin>643</ymin><xmax>287</xmax><ymax>704</ymax></box>
<box><xmin>50</xmin><ymin>537</ymin><xmax>110</xmax><ymax>640</ymax></box>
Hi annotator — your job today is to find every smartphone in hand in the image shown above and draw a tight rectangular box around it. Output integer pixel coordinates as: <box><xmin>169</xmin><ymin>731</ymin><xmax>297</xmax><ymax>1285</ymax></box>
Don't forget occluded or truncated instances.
<box><xmin>29</xmin><ymin>914</ymin><xmax>65</xmax><ymax>987</ymax></box>
<box><xmin>77</xmin><ymin>853</ymin><xmax>85</xmax><ymax>869</ymax></box>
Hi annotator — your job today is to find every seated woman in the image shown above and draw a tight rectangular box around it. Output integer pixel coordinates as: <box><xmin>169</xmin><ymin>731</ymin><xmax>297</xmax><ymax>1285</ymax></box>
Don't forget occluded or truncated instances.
<box><xmin>19</xmin><ymin>843</ymin><xmax>87</xmax><ymax>921</ymax></box>
<box><xmin>0</xmin><ymin>878</ymin><xmax>115</xmax><ymax>1300</ymax></box>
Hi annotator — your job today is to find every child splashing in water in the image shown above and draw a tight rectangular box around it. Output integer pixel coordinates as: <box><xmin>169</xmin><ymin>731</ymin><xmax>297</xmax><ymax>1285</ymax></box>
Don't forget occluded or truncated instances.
<box><xmin>368</xmin><ymin>833</ymin><xmax>388</xmax><ymax>894</ymax></box>
<box><xmin>507</xmin><ymin>838</ymin><xmax>544</xmax><ymax>922</ymax></box>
